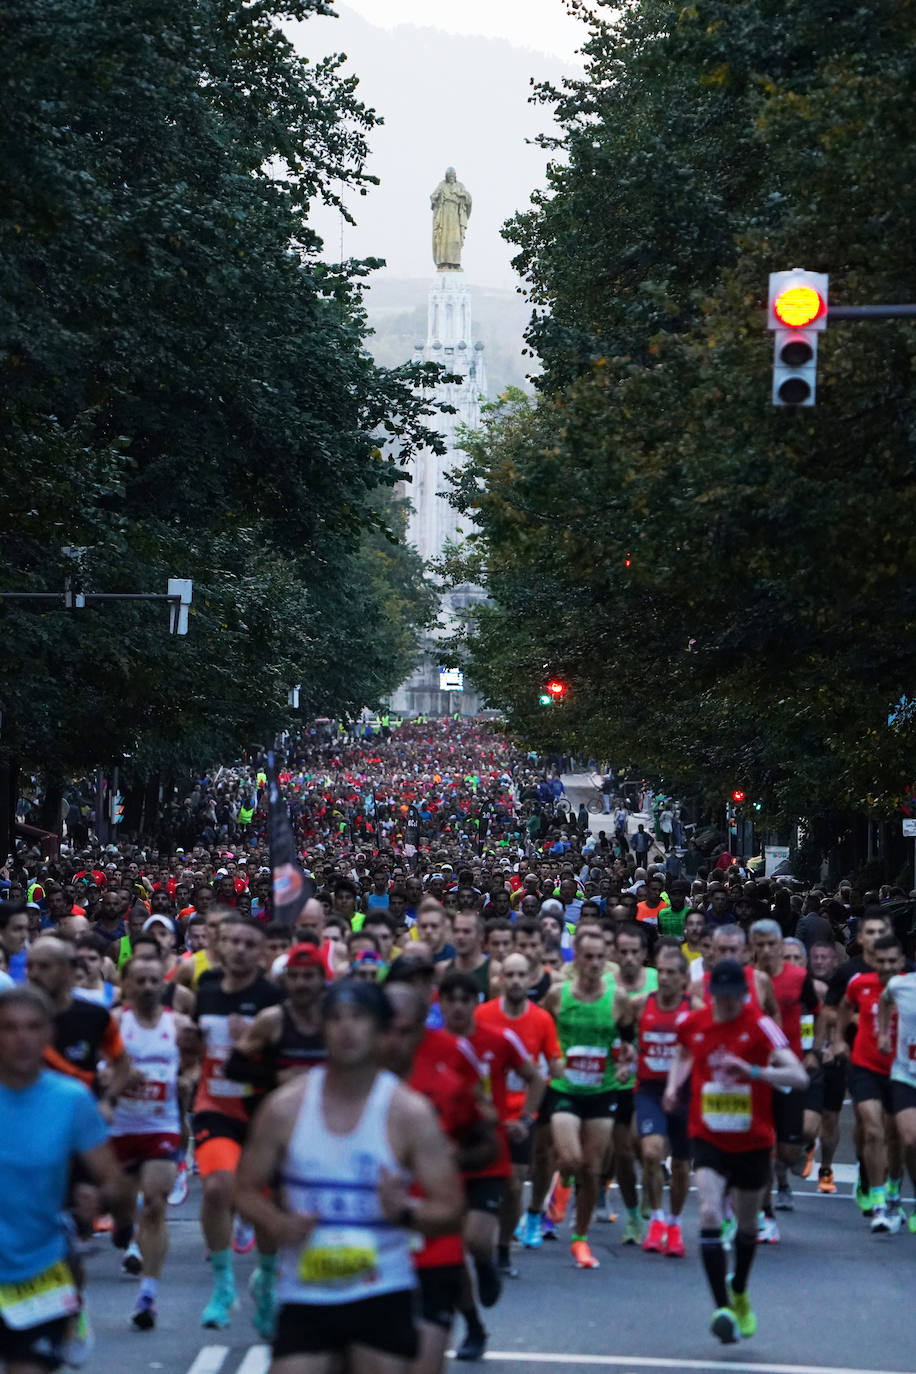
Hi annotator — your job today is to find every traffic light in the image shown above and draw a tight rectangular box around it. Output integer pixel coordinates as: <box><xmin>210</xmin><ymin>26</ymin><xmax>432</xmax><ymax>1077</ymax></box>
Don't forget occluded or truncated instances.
<box><xmin>731</xmin><ymin>788</ymin><xmax>746</xmax><ymax>804</ymax></box>
<box><xmin>768</xmin><ymin>269</ymin><xmax>828</xmax><ymax>406</ymax></box>
<box><xmin>546</xmin><ymin>679</ymin><xmax>567</xmax><ymax>701</ymax></box>
<box><xmin>538</xmin><ymin>692</ymin><xmax>552</xmax><ymax>707</ymax></box>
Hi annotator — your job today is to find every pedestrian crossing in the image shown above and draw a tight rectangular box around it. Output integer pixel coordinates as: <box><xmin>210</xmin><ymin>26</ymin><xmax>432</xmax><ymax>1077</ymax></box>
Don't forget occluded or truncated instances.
<box><xmin>186</xmin><ymin>1346</ymin><xmax>270</xmax><ymax>1374</ymax></box>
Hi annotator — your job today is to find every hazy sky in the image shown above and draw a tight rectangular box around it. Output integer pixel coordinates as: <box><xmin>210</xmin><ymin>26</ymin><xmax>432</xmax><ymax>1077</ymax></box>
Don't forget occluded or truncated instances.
<box><xmin>339</xmin><ymin>0</ymin><xmax>586</xmax><ymax>60</ymax></box>
<box><xmin>289</xmin><ymin>5</ymin><xmax>586</xmax><ymax>288</ymax></box>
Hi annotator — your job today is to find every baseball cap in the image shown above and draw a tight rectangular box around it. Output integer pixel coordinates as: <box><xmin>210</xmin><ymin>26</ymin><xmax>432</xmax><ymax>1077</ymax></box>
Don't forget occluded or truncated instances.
<box><xmin>142</xmin><ymin>914</ymin><xmax>176</xmax><ymax>935</ymax></box>
<box><xmin>286</xmin><ymin>943</ymin><xmax>325</xmax><ymax>972</ymax></box>
<box><xmin>708</xmin><ymin>958</ymin><xmax>748</xmax><ymax>998</ymax></box>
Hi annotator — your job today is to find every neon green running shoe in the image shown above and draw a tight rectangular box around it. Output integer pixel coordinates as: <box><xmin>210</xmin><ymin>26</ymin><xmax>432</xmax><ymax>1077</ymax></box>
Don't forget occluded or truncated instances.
<box><xmin>729</xmin><ymin>1286</ymin><xmax>757</xmax><ymax>1338</ymax></box>
<box><xmin>710</xmin><ymin>1307</ymin><xmax>740</xmax><ymax>1344</ymax></box>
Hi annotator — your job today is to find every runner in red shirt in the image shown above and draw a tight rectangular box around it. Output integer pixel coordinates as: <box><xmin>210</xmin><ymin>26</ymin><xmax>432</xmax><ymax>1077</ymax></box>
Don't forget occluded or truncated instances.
<box><xmin>634</xmin><ymin>945</ymin><xmax>692</xmax><ymax>1257</ymax></box>
<box><xmin>476</xmin><ymin>952</ymin><xmax>561</xmax><ymax>1273</ymax></box>
<box><xmin>750</xmin><ymin>918</ymin><xmax>821</xmax><ymax>1215</ymax></box>
<box><xmin>384</xmin><ymin>982</ymin><xmax>498</xmax><ymax>1374</ymax></box>
<box><xmin>833</xmin><ymin>935</ymin><xmax>905</xmax><ymax>1233</ymax></box>
<box><xmin>439</xmin><ymin>968</ymin><xmax>544</xmax><ymax>1364</ymax></box>
<box><xmin>664</xmin><ymin>959</ymin><xmax>806</xmax><ymax>1346</ymax></box>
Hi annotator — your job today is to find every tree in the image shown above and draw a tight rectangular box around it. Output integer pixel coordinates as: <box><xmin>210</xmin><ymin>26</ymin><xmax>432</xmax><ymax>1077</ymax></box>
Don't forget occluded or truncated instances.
<box><xmin>448</xmin><ymin>0</ymin><xmax>916</xmax><ymax>823</ymax></box>
<box><xmin>0</xmin><ymin>0</ymin><xmax>440</xmax><ymax>790</ymax></box>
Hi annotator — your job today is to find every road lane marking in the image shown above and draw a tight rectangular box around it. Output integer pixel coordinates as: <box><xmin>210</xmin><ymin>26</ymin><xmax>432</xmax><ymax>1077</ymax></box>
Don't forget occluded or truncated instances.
<box><xmin>186</xmin><ymin>1347</ymin><xmax>228</xmax><ymax>1374</ymax></box>
<box><xmin>235</xmin><ymin>1347</ymin><xmax>271</xmax><ymax>1374</ymax></box>
<box><xmin>465</xmin><ymin>1354</ymin><xmax>909</xmax><ymax>1374</ymax></box>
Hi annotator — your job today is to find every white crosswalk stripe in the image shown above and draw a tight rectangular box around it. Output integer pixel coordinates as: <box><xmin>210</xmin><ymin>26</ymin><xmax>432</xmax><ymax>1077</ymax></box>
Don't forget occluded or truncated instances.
<box><xmin>184</xmin><ymin>1347</ymin><xmax>270</xmax><ymax>1374</ymax></box>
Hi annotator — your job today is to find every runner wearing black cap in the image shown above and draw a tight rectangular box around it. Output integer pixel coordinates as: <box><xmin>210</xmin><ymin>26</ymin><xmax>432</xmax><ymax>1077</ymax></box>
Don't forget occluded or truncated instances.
<box><xmin>664</xmin><ymin>958</ymin><xmax>807</xmax><ymax>1345</ymax></box>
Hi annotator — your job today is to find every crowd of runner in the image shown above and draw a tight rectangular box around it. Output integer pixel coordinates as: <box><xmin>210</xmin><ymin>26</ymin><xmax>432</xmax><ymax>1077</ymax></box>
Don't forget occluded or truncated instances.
<box><xmin>1</xmin><ymin>718</ymin><xmax>915</xmax><ymax>1371</ymax></box>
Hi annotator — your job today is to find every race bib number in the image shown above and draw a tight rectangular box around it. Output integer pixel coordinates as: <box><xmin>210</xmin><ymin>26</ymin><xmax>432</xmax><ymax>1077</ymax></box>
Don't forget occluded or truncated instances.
<box><xmin>0</xmin><ymin>1261</ymin><xmax>79</xmax><ymax>1330</ymax></box>
<box><xmin>643</xmin><ymin>1031</ymin><xmax>677</xmax><ymax>1074</ymax></box>
<box><xmin>701</xmin><ymin>1081</ymin><xmax>752</xmax><ymax>1133</ymax></box>
<box><xmin>207</xmin><ymin>1060</ymin><xmax>249</xmax><ymax>1098</ymax></box>
<box><xmin>800</xmin><ymin>1014</ymin><xmax>815</xmax><ymax>1051</ymax></box>
<box><xmin>297</xmin><ymin>1227</ymin><xmax>379</xmax><ymax>1288</ymax></box>
<box><xmin>564</xmin><ymin>1045</ymin><xmax>607</xmax><ymax>1089</ymax></box>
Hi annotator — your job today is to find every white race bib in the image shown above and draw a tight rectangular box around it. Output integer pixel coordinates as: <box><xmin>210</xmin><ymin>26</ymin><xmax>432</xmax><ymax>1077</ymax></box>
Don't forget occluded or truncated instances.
<box><xmin>0</xmin><ymin>1261</ymin><xmax>79</xmax><ymax>1330</ymax></box>
<box><xmin>701</xmin><ymin>1081</ymin><xmax>751</xmax><ymax>1133</ymax></box>
<box><xmin>564</xmin><ymin>1045</ymin><xmax>607</xmax><ymax>1089</ymax></box>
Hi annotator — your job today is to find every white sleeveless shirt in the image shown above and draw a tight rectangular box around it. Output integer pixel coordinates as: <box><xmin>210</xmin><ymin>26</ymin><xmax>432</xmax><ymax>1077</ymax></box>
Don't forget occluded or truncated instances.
<box><xmin>111</xmin><ymin>1008</ymin><xmax>181</xmax><ymax>1137</ymax></box>
<box><xmin>276</xmin><ymin>1066</ymin><xmax>415</xmax><ymax>1306</ymax></box>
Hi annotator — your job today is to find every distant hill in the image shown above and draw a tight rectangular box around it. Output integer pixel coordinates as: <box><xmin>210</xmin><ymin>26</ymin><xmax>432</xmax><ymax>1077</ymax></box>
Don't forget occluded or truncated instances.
<box><xmin>362</xmin><ymin>276</ymin><xmax>535</xmax><ymax>396</ymax></box>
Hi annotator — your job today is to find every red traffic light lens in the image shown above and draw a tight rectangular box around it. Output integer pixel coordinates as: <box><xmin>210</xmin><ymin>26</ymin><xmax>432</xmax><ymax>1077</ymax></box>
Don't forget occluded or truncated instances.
<box><xmin>732</xmin><ymin>789</ymin><xmax>745</xmax><ymax>803</ymax></box>
<box><xmin>546</xmin><ymin>679</ymin><xmax>567</xmax><ymax>698</ymax></box>
<box><xmin>774</xmin><ymin>286</ymin><xmax>826</xmax><ymax>328</ymax></box>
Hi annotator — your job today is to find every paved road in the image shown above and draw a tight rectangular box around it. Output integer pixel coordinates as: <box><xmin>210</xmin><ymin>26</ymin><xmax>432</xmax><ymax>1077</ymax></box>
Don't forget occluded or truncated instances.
<box><xmin>85</xmin><ymin>1169</ymin><xmax>915</xmax><ymax>1374</ymax></box>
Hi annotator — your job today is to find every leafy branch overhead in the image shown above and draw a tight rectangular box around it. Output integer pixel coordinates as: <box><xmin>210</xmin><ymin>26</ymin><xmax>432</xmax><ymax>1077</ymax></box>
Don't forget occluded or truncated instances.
<box><xmin>445</xmin><ymin>0</ymin><xmax>916</xmax><ymax>820</ymax></box>
<box><xmin>1</xmin><ymin>0</ymin><xmax>441</xmax><ymax>778</ymax></box>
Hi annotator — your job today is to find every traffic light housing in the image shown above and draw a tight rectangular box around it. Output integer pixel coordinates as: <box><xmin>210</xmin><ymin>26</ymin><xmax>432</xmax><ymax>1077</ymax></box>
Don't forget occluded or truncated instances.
<box><xmin>768</xmin><ymin>270</ymin><xmax>828</xmax><ymax>406</ymax></box>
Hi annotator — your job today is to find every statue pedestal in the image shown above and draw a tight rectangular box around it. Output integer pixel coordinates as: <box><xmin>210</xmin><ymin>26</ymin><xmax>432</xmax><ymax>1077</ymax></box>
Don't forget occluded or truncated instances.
<box><xmin>391</xmin><ymin>272</ymin><xmax>488</xmax><ymax>717</ymax></box>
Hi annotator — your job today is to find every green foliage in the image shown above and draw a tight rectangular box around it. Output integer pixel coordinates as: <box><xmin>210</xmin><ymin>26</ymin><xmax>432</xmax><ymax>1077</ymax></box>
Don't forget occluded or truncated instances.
<box><xmin>1</xmin><ymin>0</ymin><xmax>439</xmax><ymax>781</ymax></box>
<box><xmin>448</xmin><ymin>0</ymin><xmax>916</xmax><ymax>819</ymax></box>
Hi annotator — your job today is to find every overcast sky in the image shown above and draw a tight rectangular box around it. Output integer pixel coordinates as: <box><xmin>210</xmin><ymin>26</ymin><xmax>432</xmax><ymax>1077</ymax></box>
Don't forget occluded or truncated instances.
<box><xmin>287</xmin><ymin>4</ymin><xmax>588</xmax><ymax>289</ymax></box>
<box><xmin>339</xmin><ymin>0</ymin><xmax>586</xmax><ymax>60</ymax></box>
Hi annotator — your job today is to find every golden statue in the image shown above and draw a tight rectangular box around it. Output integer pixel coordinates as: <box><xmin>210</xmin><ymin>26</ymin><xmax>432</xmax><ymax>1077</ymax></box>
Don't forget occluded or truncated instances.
<box><xmin>431</xmin><ymin>167</ymin><xmax>472</xmax><ymax>271</ymax></box>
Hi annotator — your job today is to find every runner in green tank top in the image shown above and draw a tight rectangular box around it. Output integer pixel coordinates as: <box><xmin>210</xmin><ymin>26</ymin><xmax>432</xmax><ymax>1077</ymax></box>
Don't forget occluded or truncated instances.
<box><xmin>531</xmin><ymin>928</ymin><xmax>636</xmax><ymax>1270</ymax></box>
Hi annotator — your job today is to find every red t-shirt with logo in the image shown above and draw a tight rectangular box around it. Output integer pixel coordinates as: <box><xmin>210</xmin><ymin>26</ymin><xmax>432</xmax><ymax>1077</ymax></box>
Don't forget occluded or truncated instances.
<box><xmin>846</xmin><ymin>971</ymin><xmax>894</xmax><ymax>1075</ymax></box>
<box><xmin>476</xmin><ymin>998</ymin><xmax>560</xmax><ymax>1119</ymax></box>
<box><xmin>677</xmin><ymin>1003</ymin><xmax>788</xmax><ymax>1152</ymax></box>
<box><xmin>409</xmin><ymin>1057</ymin><xmax>480</xmax><ymax>1268</ymax></box>
<box><xmin>636</xmin><ymin>994</ymin><xmax>691</xmax><ymax>1087</ymax></box>
<box><xmin>769</xmin><ymin>962</ymin><xmax>820</xmax><ymax>1057</ymax></box>
<box><xmin>451</xmin><ymin>1022</ymin><xmax>530</xmax><ymax>1178</ymax></box>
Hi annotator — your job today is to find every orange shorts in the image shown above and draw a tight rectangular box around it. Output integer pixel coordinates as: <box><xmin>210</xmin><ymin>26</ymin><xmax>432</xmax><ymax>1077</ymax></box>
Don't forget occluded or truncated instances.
<box><xmin>192</xmin><ymin>1112</ymin><xmax>246</xmax><ymax>1176</ymax></box>
<box><xmin>195</xmin><ymin>1135</ymin><xmax>243</xmax><ymax>1177</ymax></box>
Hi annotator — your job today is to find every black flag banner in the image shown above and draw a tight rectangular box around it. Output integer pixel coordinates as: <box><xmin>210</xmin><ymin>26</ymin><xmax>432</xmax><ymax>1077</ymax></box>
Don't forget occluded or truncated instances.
<box><xmin>267</xmin><ymin>750</ymin><xmax>314</xmax><ymax>928</ymax></box>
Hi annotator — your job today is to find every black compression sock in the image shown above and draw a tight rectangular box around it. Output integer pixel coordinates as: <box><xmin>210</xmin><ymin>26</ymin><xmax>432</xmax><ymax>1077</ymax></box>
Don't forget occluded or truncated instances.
<box><xmin>731</xmin><ymin>1230</ymin><xmax>756</xmax><ymax>1294</ymax></box>
<box><xmin>700</xmin><ymin>1228</ymin><xmax>730</xmax><ymax>1308</ymax></box>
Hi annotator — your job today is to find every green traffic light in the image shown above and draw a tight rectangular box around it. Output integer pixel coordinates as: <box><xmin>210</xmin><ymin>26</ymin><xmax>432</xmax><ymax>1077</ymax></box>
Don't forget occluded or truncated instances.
<box><xmin>538</xmin><ymin>693</ymin><xmax>552</xmax><ymax>706</ymax></box>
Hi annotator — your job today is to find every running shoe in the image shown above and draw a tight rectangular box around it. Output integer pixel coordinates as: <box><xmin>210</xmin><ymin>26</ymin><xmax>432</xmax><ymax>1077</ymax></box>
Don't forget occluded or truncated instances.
<box><xmin>774</xmin><ymin>1183</ymin><xmax>794</xmax><ymax>1211</ymax></box>
<box><xmin>546</xmin><ymin>1174</ymin><xmax>572</xmax><ymax>1225</ymax></box>
<box><xmin>249</xmin><ymin>1265</ymin><xmax>276</xmax><ymax>1339</ymax></box>
<box><xmin>710</xmin><ymin>1307</ymin><xmax>740</xmax><ymax>1344</ymax></box>
<box><xmin>855</xmin><ymin>1173</ymin><xmax>874</xmax><ymax>1216</ymax></box>
<box><xmin>642</xmin><ymin>1219</ymin><xmax>667</xmax><ymax>1253</ymax></box>
<box><xmin>873</xmin><ymin>1209</ymin><xmax>900</xmax><ymax>1242</ymax></box>
<box><xmin>497</xmin><ymin>1253</ymin><xmax>519</xmax><ymax>1279</ymax></box>
<box><xmin>818</xmin><ymin>1166</ymin><xmax>836</xmax><ymax>1194</ymax></box>
<box><xmin>793</xmin><ymin>1145</ymin><xmax>815</xmax><ymax>1179</ymax></box>
<box><xmin>168</xmin><ymin>1162</ymin><xmax>189</xmax><ymax>1207</ymax></box>
<box><xmin>729</xmin><ymin>1286</ymin><xmax>757</xmax><ymax>1338</ymax></box>
<box><xmin>884</xmin><ymin>1205</ymin><xmax>903</xmax><ymax>1235</ymax></box>
<box><xmin>570</xmin><ymin>1238</ymin><xmax>600</xmax><ymax>1269</ymax></box>
<box><xmin>541</xmin><ymin>1215</ymin><xmax>558</xmax><ymax>1241</ymax></box>
<box><xmin>121</xmin><ymin>1240</ymin><xmax>143</xmax><ymax>1277</ymax></box>
<box><xmin>201</xmin><ymin>1279</ymin><xmax>238</xmax><ymax>1329</ymax></box>
<box><xmin>232</xmin><ymin>1216</ymin><xmax>256</xmax><ymax>1255</ymax></box>
<box><xmin>455</xmin><ymin>1324</ymin><xmax>487</xmax><ymax>1361</ymax></box>
<box><xmin>131</xmin><ymin>1294</ymin><xmax>157</xmax><ymax>1331</ymax></box>
<box><xmin>521</xmin><ymin>1212</ymin><xmax>543</xmax><ymax>1249</ymax></box>
<box><xmin>720</xmin><ymin>1215</ymin><xmax>737</xmax><ymax>1245</ymax></box>
<box><xmin>595</xmin><ymin>1184</ymin><xmax>617</xmax><ymax>1223</ymax></box>
<box><xmin>756</xmin><ymin>1213</ymin><xmax>779</xmax><ymax>1244</ymax></box>
<box><xmin>64</xmin><ymin>1305</ymin><xmax>94</xmax><ymax>1367</ymax></box>
<box><xmin>908</xmin><ymin>1210</ymin><xmax>916</xmax><ymax>1234</ymax></box>
<box><xmin>664</xmin><ymin>1222</ymin><xmax>685</xmax><ymax>1258</ymax></box>
<box><xmin>621</xmin><ymin>1215</ymin><xmax>643</xmax><ymax>1245</ymax></box>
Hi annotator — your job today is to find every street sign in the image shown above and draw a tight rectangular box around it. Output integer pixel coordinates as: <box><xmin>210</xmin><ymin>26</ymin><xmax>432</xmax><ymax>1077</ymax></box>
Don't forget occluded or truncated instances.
<box><xmin>439</xmin><ymin>667</ymin><xmax>464</xmax><ymax>692</ymax></box>
<box><xmin>903</xmin><ymin>819</ymin><xmax>916</xmax><ymax>837</ymax></box>
<box><xmin>765</xmin><ymin>844</ymin><xmax>790</xmax><ymax>876</ymax></box>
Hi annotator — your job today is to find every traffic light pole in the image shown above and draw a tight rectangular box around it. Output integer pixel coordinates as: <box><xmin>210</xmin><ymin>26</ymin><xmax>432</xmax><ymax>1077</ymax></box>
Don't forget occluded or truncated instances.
<box><xmin>827</xmin><ymin>305</ymin><xmax>916</xmax><ymax>320</ymax></box>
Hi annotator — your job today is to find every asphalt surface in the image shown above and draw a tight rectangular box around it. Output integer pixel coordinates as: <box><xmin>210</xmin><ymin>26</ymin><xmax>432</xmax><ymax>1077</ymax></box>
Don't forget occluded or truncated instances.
<box><xmin>84</xmin><ymin>1166</ymin><xmax>916</xmax><ymax>1374</ymax></box>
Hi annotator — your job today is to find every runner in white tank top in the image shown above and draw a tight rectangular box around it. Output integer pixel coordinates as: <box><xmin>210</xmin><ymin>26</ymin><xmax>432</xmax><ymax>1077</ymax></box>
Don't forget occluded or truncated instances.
<box><xmin>235</xmin><ymin>979</ymin><xmax>464</xmax><ymax>1373</ymax></box>
<box><xmin>110</xmin><ymin>953</ymin><xmax>190</xmax><ymax>1333</ymax></box>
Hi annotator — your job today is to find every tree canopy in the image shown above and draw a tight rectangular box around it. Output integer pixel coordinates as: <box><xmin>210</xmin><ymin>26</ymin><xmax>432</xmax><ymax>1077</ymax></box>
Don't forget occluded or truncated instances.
<box><xmin>448</xmin><ymin>0</ymin><xmax>916</xmax><ymax>822</ymax></box>
<box><xmin>1</xmin><ymin>0</ymin><xmax>440</xmax><ymax>782</ymax></box>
